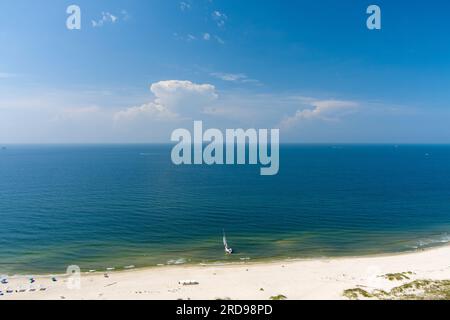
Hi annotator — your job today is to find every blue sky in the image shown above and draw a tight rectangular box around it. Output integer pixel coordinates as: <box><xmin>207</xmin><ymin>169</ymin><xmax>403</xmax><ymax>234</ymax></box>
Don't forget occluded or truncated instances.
<box><xmin>1</xmin><ymin>0</ymin><xmax>450</xmax><ymax>143</ymax></box>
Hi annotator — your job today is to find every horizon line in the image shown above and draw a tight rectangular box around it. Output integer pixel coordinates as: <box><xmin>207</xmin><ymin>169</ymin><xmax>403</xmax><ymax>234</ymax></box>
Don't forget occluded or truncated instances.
<box><xmin>2</xmin><ymin>142</ymin><xmax>450</xmax><ymax>146</ymax></box>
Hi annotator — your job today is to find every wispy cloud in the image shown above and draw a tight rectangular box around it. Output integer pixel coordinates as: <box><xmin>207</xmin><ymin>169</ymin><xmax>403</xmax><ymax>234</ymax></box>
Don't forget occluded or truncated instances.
<box><xmin>179</xmin><ymin>1</ymin><xmax>191</xmax><ymax>11</ymax></box>
<box><xmin>174</xmin><ymin>32</ymin><xmax>224</xmax><ymax>44</ymax></box>
<box><xmin>213</xmin><ymin>35</ymin><xmax>225</xmax><ymax>44</ymax></box>
<box><xmin>281</xmin><ymin>98</ymin><xmax>359</xmax><ymax>128</ymax></box>
<box><xmin>173</xmin><ymin>33</ymin><xmax>197</xmax><ymax>42</ymax></box>
<box><xmin>212</xmin><ymin>11</ymin><xmax>227</xmax><ymax>28</ymax></box>
<box><xmin>210</xmin><ymin>72</ymin><xmax>260</xmax><ymax>84</ymax></box>
<box><xmin>91</xmin><ymin>11</ymin><xmax>129</xmax><ymax>28</ymax></box>
<box><xmin>174</xmin><ymin>4</ymin><xmax>227</xmax><ymax>44</ymax></box>
<box><xmin>121</xmin><ymin>10</ymin><xmax>131</xmax><ymax>21</ymax></box>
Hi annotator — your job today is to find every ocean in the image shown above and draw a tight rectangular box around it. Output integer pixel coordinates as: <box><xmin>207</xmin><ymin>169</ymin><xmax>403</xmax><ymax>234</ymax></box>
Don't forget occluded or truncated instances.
<box><xmin>1</xmin><ymin>144</ymin><xmax>450</xmax><ymax>274</ymax></box>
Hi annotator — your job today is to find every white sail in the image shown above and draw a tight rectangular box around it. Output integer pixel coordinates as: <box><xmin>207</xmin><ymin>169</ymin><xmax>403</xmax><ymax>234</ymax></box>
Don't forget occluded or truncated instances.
<box><xmin>223</xmin><ymin>231</ymin><xmax>228</xmax><ymax>248</ymax></box>
<box><xmin>223</xmin><ymin>229</ymin><xmax>233</xmax><ymax>254</ymax></box>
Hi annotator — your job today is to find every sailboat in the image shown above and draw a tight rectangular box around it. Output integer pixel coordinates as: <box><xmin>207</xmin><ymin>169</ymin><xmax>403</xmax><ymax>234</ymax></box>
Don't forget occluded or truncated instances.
<box><xmin>223</xmin><ymin>229</ymin><xmax>233</xmax><ymax>255</ymax></box>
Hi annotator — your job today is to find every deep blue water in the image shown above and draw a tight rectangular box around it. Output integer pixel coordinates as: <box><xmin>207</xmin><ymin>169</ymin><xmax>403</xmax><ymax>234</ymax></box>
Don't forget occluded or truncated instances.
<box><xmin>1</xmin><ymin>144</ymin><xmax>450</xmax><ymax>274</ymax></box>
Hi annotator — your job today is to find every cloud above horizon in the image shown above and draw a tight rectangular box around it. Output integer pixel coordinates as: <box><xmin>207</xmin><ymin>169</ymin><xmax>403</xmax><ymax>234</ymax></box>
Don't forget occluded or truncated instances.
<box><xmin>2</xmin><ymin>80</ymin><xmax>433</xmax><ymax>144</ymax></box>
<box><xmin>114</xmin><ymin>80</ymin><xmax>218</xmax><ymax>123</ymax></box>
<box><xmin>281</xmin><ymin>99</ymin><xmax>359</xmax><ymax>128</ymax></box>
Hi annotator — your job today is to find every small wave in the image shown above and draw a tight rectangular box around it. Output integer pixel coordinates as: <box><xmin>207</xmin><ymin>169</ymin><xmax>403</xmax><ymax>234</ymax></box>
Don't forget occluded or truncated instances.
<box><xmin>166</xmin><ymin>258</ymin><xmax>188</xmax><ymax>265</ymax></box>
<box><xmin>410</xmin><ymin>233</ymin><xmax>450</xmax><ymax>249</ymax></box>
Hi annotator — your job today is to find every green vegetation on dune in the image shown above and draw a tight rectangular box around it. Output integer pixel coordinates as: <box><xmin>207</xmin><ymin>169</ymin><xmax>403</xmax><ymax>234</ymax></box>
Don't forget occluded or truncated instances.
<box><xmin>344</xmin><ymin>280</ymin><xmax>450</xmax><ymax>300</ymax></box>
<box><xmin>270</xmin><ymin>294</ymin><xmax>287</xmax><ymax>300</ymax></box>
<box><xmin>343</xmin><ymin>288</ymin><xmax>374</xmax><ymax>299</ymax></box>
<box><xmin>382</xmin><ymin>272</ymin><xmax>414</xmax><ymax>281</ymax></box>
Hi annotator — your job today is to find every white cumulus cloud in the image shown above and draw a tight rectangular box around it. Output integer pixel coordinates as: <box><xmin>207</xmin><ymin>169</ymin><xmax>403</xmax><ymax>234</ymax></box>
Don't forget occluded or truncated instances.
<box><xmin>114</xmin><ymin>80</ymin><xmax>218</xmax><ymax>122</ymax></box>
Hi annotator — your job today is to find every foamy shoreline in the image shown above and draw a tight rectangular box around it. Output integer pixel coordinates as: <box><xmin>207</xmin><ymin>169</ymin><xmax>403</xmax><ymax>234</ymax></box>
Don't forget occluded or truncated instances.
<box><xmin>1</xmin><ymin>245</ymin><xmax>450</xmax><ymax>300</ymax></box>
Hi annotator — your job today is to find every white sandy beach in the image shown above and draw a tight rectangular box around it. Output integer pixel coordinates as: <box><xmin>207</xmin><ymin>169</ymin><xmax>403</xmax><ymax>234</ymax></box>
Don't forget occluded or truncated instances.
<box><xmin>1</xmin><ymin>245</ymin><xmax>450</xmax><ymax>300</ymax></box>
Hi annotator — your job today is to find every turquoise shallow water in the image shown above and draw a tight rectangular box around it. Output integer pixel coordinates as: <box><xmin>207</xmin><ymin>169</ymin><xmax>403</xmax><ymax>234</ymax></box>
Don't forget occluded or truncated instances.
<box><xmin>1</xmin><ymin>144</ymin><xmax>450</xmax><ymax>274</ymax></box>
